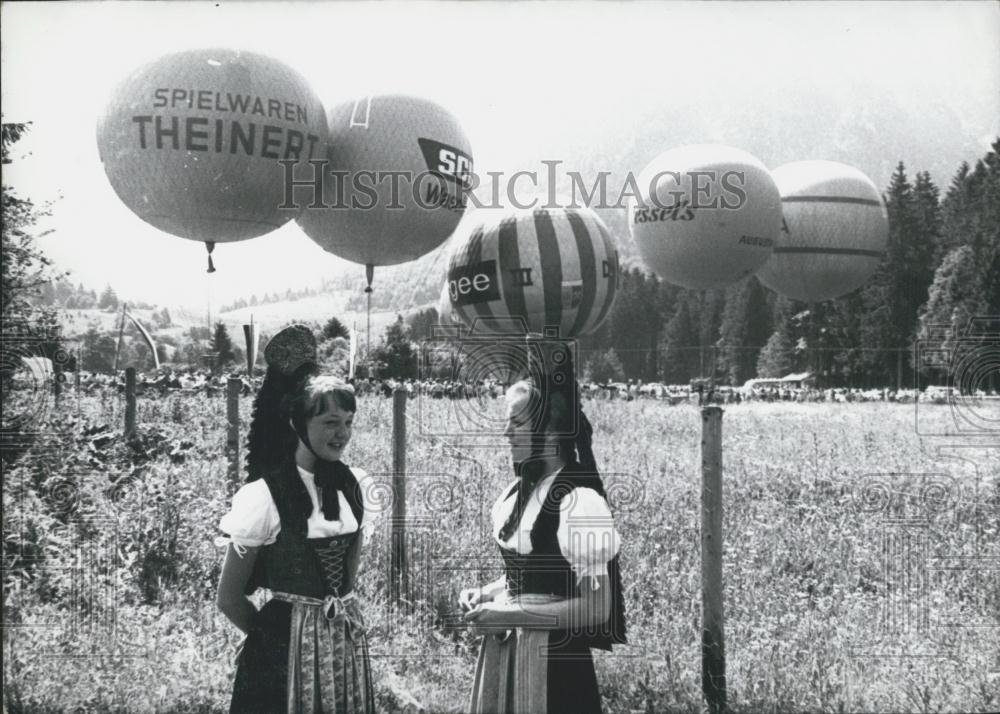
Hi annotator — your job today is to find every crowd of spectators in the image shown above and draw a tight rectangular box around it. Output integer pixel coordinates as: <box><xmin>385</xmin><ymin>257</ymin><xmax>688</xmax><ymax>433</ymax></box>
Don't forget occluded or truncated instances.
<box><xmin>69</xmin><ymin>369</ymin><xmax>254</xmax><ymax>396</ymax></box>
<box><xmin>60</xmin><ymin>369</ymin><xmax>994</xmax><ymax>405</ymax></box>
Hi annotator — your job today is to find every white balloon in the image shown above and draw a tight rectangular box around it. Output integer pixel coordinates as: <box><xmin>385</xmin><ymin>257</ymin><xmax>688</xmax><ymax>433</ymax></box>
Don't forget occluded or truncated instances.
<box><xmin>629</xmin><ymin>144</ymin><xmax>782</xmax><ymax>289</ymax></box>
<box><xmin>756</xmin><ymin>160</ymin><xmax>888</xmax><ymax>302</ymax></box>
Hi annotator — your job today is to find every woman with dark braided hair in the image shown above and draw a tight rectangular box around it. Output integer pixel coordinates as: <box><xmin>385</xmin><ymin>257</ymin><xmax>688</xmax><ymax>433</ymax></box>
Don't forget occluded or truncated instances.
<box><xmin>460</xmin><ymin>341</ymin><xmax>626</xmax><ymax>714</ymax></box>
<box><xmin>216</xmin><ymin>324</ymin><xmax>377</xmax><ymax>713</ymax></box>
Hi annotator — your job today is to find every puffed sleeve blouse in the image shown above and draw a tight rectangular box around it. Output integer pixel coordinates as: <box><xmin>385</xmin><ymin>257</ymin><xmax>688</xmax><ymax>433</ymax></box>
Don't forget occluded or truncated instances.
<box><xmin>492</xmin><ymin>470</ymin><xmax>621</xmax><ymax>584</ymax></box>
<box><xmin>218</xmin><ymin>466</ymin><xmax>380</xmax><ymax>550</ymax></box>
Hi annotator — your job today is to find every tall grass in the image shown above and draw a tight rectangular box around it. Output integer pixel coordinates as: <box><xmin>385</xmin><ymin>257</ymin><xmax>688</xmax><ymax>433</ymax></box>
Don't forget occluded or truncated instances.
<box><xmin>3</xmin><ymin>390</ymin><xmax>998</xmax><ymax>713</ymax></box>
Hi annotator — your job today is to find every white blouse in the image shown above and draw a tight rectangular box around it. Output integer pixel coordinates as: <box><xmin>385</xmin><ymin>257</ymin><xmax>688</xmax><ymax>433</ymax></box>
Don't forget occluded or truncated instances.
<box><xmin>218</xmin><ymin>466</ymin><xmax>380</xmax><ymax>548</ymax></box>
<box><xmin>492</xmin><ymin>470</ymin><xmax>621</xmax><ymax>582</ymax></box>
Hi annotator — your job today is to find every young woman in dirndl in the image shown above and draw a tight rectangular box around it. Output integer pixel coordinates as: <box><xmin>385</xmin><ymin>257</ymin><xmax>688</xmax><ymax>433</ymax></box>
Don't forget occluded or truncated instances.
<box><xmin>461</xmin><ymin>347</ymin><xmax>627</xmax><ymax>714</ymax></box>
<box><xmin>216</xmin><ymin>324</ymin><xmax>378</xmax><ymax>714</ymax></box>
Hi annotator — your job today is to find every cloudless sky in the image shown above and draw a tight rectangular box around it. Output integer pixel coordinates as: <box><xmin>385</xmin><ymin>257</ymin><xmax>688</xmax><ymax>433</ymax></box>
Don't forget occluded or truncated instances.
<box><xmin>2</xmin><ymin>1</ymin><xmax>998</xmax><ymax>308</ymax></box>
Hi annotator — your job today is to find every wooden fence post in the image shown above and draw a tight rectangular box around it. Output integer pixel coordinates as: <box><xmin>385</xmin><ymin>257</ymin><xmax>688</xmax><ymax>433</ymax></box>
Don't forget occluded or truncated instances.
<box><xmin>226</xmin><ymin>377</ymin><xmax>241</xmax><ymax>486</ymax></box>
<box><xmin>390</xmin><ymin>388</ymin><xmax>409</xmax><ymax>607</ymax></box>
<box><xmin>701</xmin><ymin>406</ymin><xmax>727</xmax><ymax>714</ymax></box>
<box><xmin>124</xmin><ymin>367</ymin><xmax>137</xmax><ymax>437</ymax></box>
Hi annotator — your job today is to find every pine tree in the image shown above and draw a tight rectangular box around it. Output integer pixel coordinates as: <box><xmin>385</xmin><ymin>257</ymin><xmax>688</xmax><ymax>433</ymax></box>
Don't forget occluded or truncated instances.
<box><xmin>940</xmin><ymin>160</ymin><xmax>971</xmax><ymax>257</ymax></box>
<box><xmin>967</xmin><ymin>141</ymin><xmax>1000</xmax><ymax>315</ymax></box>
<box><xmin>755</xmin><ymin>295</ymin><xmax>805</xmax><ymax>379</ymax></box>
<box><xmin>405</xmin><ymin>309</ymin><xmax>437</xmax><ymax>344</ymax></box>
<box><xmin>905</xmin><ymin>170</ymin><xmax>943</xmax><ymax>369</ymax></box>
<box><xmin>607</xmin><ymin>268</ymin><xmax>656</xmax><ymax>379</ymax></box>
<box><xmin>716</xmin><ymin>280</ymin><xmax>749</xmax><ymax>385</ymax></box>
<box><xmin>913</xmin><ymin>141</ymin><xmax>1000</xmax><ymax>389</ymax></box>
<box><xmin>756</xmin><ymin>326</ymin><xmax>794</xmax><ymax>378</ymax></box>
<box><xmin>858</xmin><ymin>271</ymin><xmax>896</xmax><ymax>386</ymax></box>
<box><xmin>660</xmin><ymin>299</ymin><xmax>699</xmax><ymax>383</ymax></box>
<box><xmin>638</xmin><ymin>273</ymin><xmax>663</xmax><ymax>380</ymax></box>
<box><xmin>696</xmin><ymin>289</ymin><xmax>726</xmax><ymax>372</ymax></box>
<box><xmin>210</xmin><ymin>322</ymin><xmax>237</xmax><ymax>367</ymax></box>
<box><xmin>372</xmin><ymin>316</ymin><xmax>416</xmax><ymax>379</ymax></box>
<box><xmin>98</xmin><ymin>284</ymin><xmax>119</xmax><ymax>310</ymax></box>
<box><xmin>853</xmin><ymin>162</ymin><xmax>939</xmax><ymax>387</ymax></box>
<box><xmin>322</xmin><ymin>316</ymin><xmax>350</xmax><ymax>341</ymax></box>
<box><xmin>913</xmin><ymin>170</ymin><xmax>942</xmax><ymax>244</ymax></box>
<box><xmin>661</xmin><ymin>288</ymin><xmax>727</xmax><ymax>382</ymax></box>
<box><xmin>716</xmin><ymin>277</ymin><xmax>772</xmax><ymax>385</ymax></box>
<box><xmin>883</xmin><ymin>163</ymin><xmax>915</xmax><ymax>357</ymax></box>
<box><xmin>915</xmin><ymin>245</ymin><xmax>986</xmax><ymax>384</ymax></box>
<box><xmin>827</xmin><ymin>291</ymin><xmax>865</xmax><ymax>387</ymax></box>
<box><xmin>584</xmin><ymin>348</ymin><xmax>625</xmax><ymax>384</ymax></box>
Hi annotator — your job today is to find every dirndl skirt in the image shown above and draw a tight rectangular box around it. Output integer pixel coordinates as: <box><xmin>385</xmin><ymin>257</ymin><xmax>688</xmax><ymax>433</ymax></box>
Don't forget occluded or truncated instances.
<box><xmin>468</xmin><ymin>596</ymin><xmax>601</xmax><ymax>714</ymax></box>
<box><xmin>230</xmin><ymin>591</ymin><xmax>375</xmax><ymax>714</ymax></box>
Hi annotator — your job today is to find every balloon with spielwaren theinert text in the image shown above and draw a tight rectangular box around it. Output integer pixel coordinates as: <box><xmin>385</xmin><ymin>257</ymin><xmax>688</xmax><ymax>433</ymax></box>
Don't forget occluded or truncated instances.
<box><xmin>629</xmin><ymin>144</ymin><xmax>782</xmax><ymax>289</ymax></box>
<box><xmin>445</xmin><ymin>206</ymin><xmax>619</xmax><ymax>337</ymax></box>
<box><xmin>296</xmin><ymin>94</ymin><xmax>473</xmax><ymax>292</ymax></box>
<box><xmin>96</xmin><ymin>48</ymin><xmax>328</xmax><ymax>272</ymax></box>
<box><xmin>755</xmin><ymin>160</ymin><xmax>888</xmax><ymax>302</ymax></box>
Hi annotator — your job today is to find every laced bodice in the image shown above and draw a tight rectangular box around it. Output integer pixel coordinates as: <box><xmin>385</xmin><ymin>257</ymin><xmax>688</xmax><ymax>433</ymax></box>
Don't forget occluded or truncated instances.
<box><xmin>308</xmin><ymin>533</ymin><xmax>358</xmax><ymax>597</ymax></box>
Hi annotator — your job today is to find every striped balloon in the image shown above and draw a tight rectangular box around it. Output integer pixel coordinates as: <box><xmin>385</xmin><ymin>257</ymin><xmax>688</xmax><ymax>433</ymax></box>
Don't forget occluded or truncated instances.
<box><xmin>756</xmin><ymin>161</ymin><xmax>888</xmax><ymax>302</ymax></box>
<box><xmin>436</xmin><ymin>282</ymin><xmax>461</xmax><ymax>326</ymax></box>
<box><xmin>445</xmin><ymin>207</ymin><xmax>619</xmax><ymax>337</ymax></box>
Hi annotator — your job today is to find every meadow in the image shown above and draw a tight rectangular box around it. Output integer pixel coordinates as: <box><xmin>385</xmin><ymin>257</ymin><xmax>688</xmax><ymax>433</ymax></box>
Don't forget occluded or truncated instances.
<box><xmin>3</xmin><ymin>387</ymin><xmax>998</xmax><ymax>713</ymax></box>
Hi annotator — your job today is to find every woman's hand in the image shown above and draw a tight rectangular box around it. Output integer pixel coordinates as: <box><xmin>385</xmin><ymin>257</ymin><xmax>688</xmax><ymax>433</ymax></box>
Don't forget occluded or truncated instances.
<box><xmin>462</xmin><ymin>601</ymin><xmax>516</xmax><ymax>637</ymax></box>
<box><xmin>458</xmin><ymin>586</ymin><xmax>483</xmax><ymax>613</ymax></box>
<box><xmin>463</xmin><ymin>578</ymin><xmax>611</xmax><ymax>636</ymax></box>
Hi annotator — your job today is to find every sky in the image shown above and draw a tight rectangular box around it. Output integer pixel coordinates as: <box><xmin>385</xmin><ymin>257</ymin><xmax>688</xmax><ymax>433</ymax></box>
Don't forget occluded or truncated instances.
<box><xmin>2</xmin><ymin>1</ymin><xmax>998</xmax><ymax>309</ymax></box>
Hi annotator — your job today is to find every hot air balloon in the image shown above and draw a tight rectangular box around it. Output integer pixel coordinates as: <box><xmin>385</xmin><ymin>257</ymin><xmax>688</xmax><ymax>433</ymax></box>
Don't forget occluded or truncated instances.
<box><xmin>96</xmin><ymin>48</ymin><xmax>327</xmax><ymax>271</ymax></box>
<box><xmin>755</xmin><ymin>160</ymin><xmax>888</xmax><ymax>302</ymax></box>
<box><xmin>445</xmin><ymin>206</ymin><xmax>619</xmax><ymax>337</ymax></box>
<box><xmin>629</xmin><ymin>144</ymin><xmax>782</xmax><ymax>289</ymax></box>
<box><xmin>296</xmin><ymin>94</ymin><xmax>473</xmax><ymax>292</ymax></box>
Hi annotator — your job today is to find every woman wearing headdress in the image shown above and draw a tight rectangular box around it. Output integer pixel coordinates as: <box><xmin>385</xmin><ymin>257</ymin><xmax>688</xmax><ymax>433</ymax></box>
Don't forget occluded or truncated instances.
<box><xmin>216</xmin><ymin>324</ymin><xmax>377</xmax><ymax>713</ymax></box>
<box><xmin>460</xmin><ymin>340</ymin><xmax>627</xmax><ymax>714</ymax></box>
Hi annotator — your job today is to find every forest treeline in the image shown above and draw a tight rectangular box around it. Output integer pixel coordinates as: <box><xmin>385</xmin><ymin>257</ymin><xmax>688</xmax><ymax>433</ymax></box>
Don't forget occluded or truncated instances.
<box><xmin>406</xmin><ymin>142</ymin><xmax>999</xmax><ymax>388</ymax></box>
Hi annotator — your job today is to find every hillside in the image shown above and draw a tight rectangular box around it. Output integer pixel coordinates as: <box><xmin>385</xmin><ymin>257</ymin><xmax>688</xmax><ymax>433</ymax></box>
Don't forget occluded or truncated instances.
<box><xmin>56</xmin><ymin>288</ymin><xmax>434</xmax><ymax>345</ymax></box>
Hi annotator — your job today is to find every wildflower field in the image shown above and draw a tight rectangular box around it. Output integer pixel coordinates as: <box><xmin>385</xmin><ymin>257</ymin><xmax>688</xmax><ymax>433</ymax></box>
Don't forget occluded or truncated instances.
<box><xmin>3</xmin><ymin>388</ymin><xmax>998</xmax><ymax>713</ymax></box>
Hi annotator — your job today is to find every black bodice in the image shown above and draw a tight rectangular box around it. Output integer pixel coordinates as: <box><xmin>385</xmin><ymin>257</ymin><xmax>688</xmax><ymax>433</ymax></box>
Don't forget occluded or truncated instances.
<box><xmin>255</xmin><ymin>529</ymin><xmax>360</xmax><ymax>599</ymax></box>
<box><xmin>496</xmin><ymin>465</ymin><xmax>628</xmax><ymax>651</ymax></box>
<box><xmin>498</xmin><ymin>545</ymin><xmax>578</xmax><ymax>601</ymax></box>
<box><xmin>242</xmin><ymin>463</ymin><xmax>365</xmax><ymax>599</ymax></box>
<box><xmin>309</xmin><ymin>533</ymin><xmax>359</xmax><ymax>597</ymax></box>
